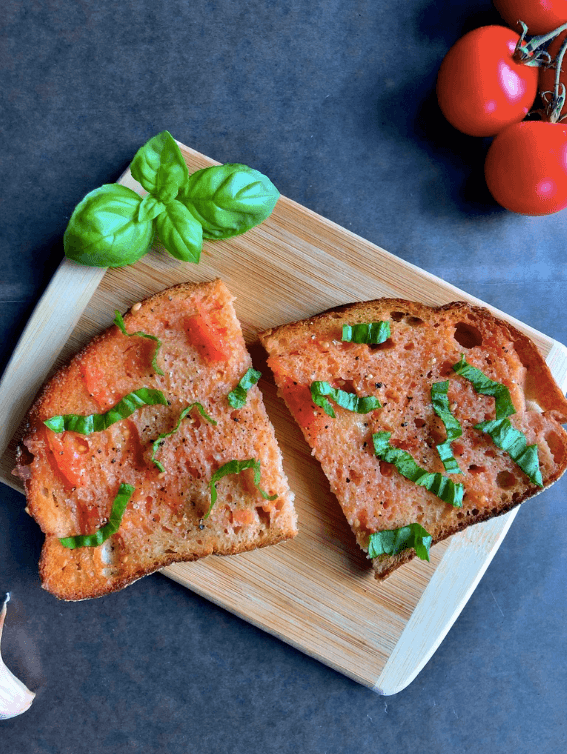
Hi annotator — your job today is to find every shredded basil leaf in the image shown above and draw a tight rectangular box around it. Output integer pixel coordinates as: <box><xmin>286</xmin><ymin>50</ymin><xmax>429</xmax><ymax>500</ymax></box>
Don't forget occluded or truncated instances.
<box><xmin>373</xmin><ymin>431</ymin><xmax>464</xmax><ymax>507</ymax></box>
<box><xmin>476</xmin><ymin>418</ymin><xmax>543</xmax><ymax>487</ymax></box>
<box><xmin>452</xmin><ymin>354</ymin><xmax>515</xmax><ymax>419</ymax></box>
<box><xmin>202</xmin><ymin>459</ymin><xmax>277</xmax><ymax>520</ymax></box>
<box><xmin>368</xmin><ymin>523</ymin><xmax>432</xmax><ymax>562</ymax></box>
<box><xmin>228</xmin><ymin>368</ymin><xmax>262</xmax><ymax>409</ymax></box>
<box><xmin>431</xmin><ymin>381</ymin><xmax>462</xmax><ymax>474</ymax></box>
<box><xmin>44</xmin><ymin>388</ymin><xmax>169</xmax><ymax>434</ymax></box>
<box><xmin>151</xmin><ymin>403</ymin><xmax>217</xmax><ymax>473</ymax></box>
<box><xmin>59</xmin><ymin>483</ymin><xmax>135</xmax><ymax>549</ymax></box>
<box><xmin>113</xmin><ymin>311</ymin><xmax>164</xmax><ymax>376</ymax></box>
<box><xmin>341</xmin><ymin>321</ymin><xmax>391</xmax><ymax>345</ymax></box>
<box><xmin>310</xmin><ymin>381</ymin><xmax>381</xmax><ymax>419</ymax></box>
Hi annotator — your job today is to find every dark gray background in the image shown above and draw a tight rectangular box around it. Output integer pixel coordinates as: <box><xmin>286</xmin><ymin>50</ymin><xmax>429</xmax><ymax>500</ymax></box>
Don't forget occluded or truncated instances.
<box><xmin>1</xmin><ymin>1</ymin><xmax>566</xmax><ymax>752</ymax></box>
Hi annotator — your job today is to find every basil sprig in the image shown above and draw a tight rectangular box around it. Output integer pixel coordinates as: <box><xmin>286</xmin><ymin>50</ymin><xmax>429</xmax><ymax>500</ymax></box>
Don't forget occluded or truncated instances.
<box><xmin>431</xmin><ymin>381</ymin><xmax>462</xmax><ymax>474</ymax></box>
<box><xmin>202</xmin><ymin>459</ymin><xmax>277</xmax><ymax>520</ymax></box>
<box><xmin>373</xmin><ymin>431</ymin><xmax>464</xmax><ymax>507</ymax></box>
<box><xmin>341</xmin><ymin>321</ymin><xmax>391</xmax><ymax>345</ymax></box>
<box><xmin>113</xmin><ymin>311</ymin><xmax>164</xmax><ymax>376</ymax></box>
<box><xmin>368</xmin><ymin>523</ymin><xmax>432</xmax><ymax>562</ymax></box>
<box><xmin>59</xmin><ymin>483</ymin><xmax>135</xmax><ymax>549</ymax></box>
<box><xmin>310</xmin><ymin>381</ymin><xmax>381</xmax><ymax>419</ymax></box>
<box><xmin>179</xmin><ymin>163</ymin><xmax>279</xmax><ymax>240</ymax></box>
<box><xmin>228</xmin><ymin>368</ymin><xmax>262</xmax><ymax>409</ymax></box>
<box><xmin>44</xmin><ymin>388</ymin><xmax>168</xmax><ymax>435</ymax></box>
<box><xmin>453</xmin><ymin>355</ymin><xmax>542</xmax><ymax>485</ymax></box>
<box><xmin>476</xmin><ymin>419</ymin><xmax>543</xmax><ymax>486</ymax></box>
<box><xmin>452</xmin><ymin>354</ymin><xmax>515</xmax><ymax>419</ymax></box>
<box><xmin>151</xmin><ymin>403</ymin><xmax>217</xmax><ymax>473</ymax></box>
<box><xmin>64</xmin><ymin>131</ymin><xmax>279</xmax><ymax>268</ymax></box>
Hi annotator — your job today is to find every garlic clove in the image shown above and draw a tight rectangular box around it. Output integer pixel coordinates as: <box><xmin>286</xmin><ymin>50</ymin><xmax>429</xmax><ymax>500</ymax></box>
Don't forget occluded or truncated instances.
<box><xmin>0</xmin><ymin>594</ymin><xmax>35</xmax><ymax>719</ymax></box>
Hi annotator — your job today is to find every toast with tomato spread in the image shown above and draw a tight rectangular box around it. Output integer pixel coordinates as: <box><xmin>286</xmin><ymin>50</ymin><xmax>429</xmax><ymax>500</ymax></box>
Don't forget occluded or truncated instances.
<box><xmin>259</xmin><ymin>299</ymin><xmax>567</xmax><ymax>578</ymax></box>
<box><xmin>15</xmin><ymin>279</ymin><xmax>297</xmax><ymax>600</ymax></box>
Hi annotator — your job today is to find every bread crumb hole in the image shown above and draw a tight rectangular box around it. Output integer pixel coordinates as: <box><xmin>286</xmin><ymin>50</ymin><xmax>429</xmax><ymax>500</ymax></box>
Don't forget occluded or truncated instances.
<box><xmin>404</xmin><ymin>342</ymin><xmax>415</xmax><ymax>350</ymax></box>
<box><xmin>390</xmin><ymin>311</ymin><xmax>406</xmax><ymax>322</ymax></box>
<box><xmin>454</xmin><ymin>322</ymin><xmax>483</xmax><ymax>349</ymax></box>
<box><xmin>256</xmin><ymin>507</ymin><xmax>270</xmax><ymax>527</ymax></box>
<box><xmin>496</xmin><ymin>470</ymin><xmax>516</xmax><ymax>489</ymax></box>
<box><xmin>414</xmin><ymin>418</ymin><xmax>426</xmax><ymax>428</ymax></box>
<box><xmin>545</xmin><ymin>430</ymin><xmax>564</xmax><ymax>464</ymax></box>
<box><xmin>406</xmin><ymin>317</ymin><xmax>423</xmax><ymax>327</ymax></box>
<box><xmin>468</xmin><ymin>464</ymin><xmax>486</xmax><ymax>474</ymax></box>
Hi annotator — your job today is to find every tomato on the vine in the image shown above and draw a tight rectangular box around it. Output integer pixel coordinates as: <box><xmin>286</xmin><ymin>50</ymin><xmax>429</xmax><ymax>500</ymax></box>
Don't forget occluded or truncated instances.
<box><xmin>493</xmin><ymin>0</ymin><xmax>567</xmax><ymax>36</ymax></box>
<box><xmin>484</xmin><ymin>121</ymin><xmax>567</xmax><ymax>214</ymax></box>
<box><xmin>436</xmin><ymin>26</ymin><xmax>539</xmax><ymax>137</ymax></box>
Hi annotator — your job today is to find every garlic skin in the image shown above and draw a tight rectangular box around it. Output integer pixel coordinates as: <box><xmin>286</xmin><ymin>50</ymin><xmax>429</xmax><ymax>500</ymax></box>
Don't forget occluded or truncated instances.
<box><xmin>0</xmin><ymin>594</ymin><xmax>35</xmax><ymax>719</ymax></box>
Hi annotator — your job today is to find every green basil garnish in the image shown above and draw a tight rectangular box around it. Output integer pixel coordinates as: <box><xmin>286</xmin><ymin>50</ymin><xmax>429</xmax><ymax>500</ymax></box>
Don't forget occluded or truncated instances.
<box><xmin>310</xmin><ymin>381</ymin><xmax>381</xmax><ymax>419</ymax></box>
<box><xmin>59</xmin><ymin>483</ymin><xmax>135</xmax><ymax>549</ymax></box>
<box><xmin>179</xmin><ymin>163</ymin><xmax>280</xmax><ymax>240</ymax></box>
<box><xmin>431</xmin><ymin>381</ymin><xmax>462</xmax><ymax>474</ymax></box>
<box><xmin>475</xmin><ymin>418</ymin><xmax>543</xmax><ymax>487</ymax></box>
<box><xmin>452</xmin><ymin>354</ymin><xmax>516</xmax><ymax>419</ymax></box>
<box><xmin>228</xmin><ymin>368</ymin><xmax>262</xmax><ymax>409</ymax></box>
<box><xmin>341</xmin><ymin>321</ymin><xmax>391</xmax><ymax>345</ymax></box>
<box><xmin>64</xmin><ymin>184</ymin><xmax>155</xmax><ymax>268</ymax></box>
<box><xmin>151</xmin><ymin>403</ymin><xmax>217</xmax><ymax>473</ymax></box>
<box><xmin>113</xmin><ymin>311</ymin><xmax>164</xmax><ymax>376</ymax></box>
<box><xmin>368</xmin><ymin>523</ymin><xmax>432</xmax><ymax>562</ymax></box>
<box><xmin>373</xmin><ymin>431</ymin><xmax>464</xmax><ymax>507</ymax></box>
<box><xmin>44</xmin><ymin>388</ymin><xmax>168</xmax><ymax>435</ymax></box>
<box><xmin>130</xmin><ymin>131</ymin><xmax>189</xmax><ymax>205</ymax></box>
<box><xmin>202</xmin><ymin>459</ymin><xmax>277</xmax><ymax>520</ymax></box>
<box><xmin>453</xmin><ymin>355</ymin><xmax>542</xmax><ymax>485</ymax></box>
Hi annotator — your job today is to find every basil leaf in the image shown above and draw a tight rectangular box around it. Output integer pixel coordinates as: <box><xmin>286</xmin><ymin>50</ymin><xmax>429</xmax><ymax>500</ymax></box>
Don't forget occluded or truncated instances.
<box><xmin>64</xmin><ymin>184</ymin><xmax>154</xmax><ymax>268</ymax></box>
<box><xmin>373</xmin><ymin>431</ymin><xmax>464</xmax><ymax>507</ymax></box>
<box><xmin>310</xmin><ymin>381</ymin><xmax>381</xmax><ymax>419</ymax></box>
<box><xmin>368</xmin><ymin>523</ymin><xmax>432</xmax><ymax>562</ymax></box>
<box><xmin>228</xmin><ymin>368</ymin><xmax>262</xmax><ymax>409</ymax></box>
<box><xmin>179</xmin><ymin>164</ymin><xmax>279</xmax><ymax>240</ymax></box>
<box><xmin>113</xmin><ymin>311</ymin><xmax>164</xmax><ymax>376</ymax></box>
<box><xmin>452</xmin><ymin>354</ymin><xmax>516</xmax><ymax>420</ymax></box>
<box><xmin>59</xmin><ymin>483</ymin><xmax>134</xmax><ymax>549</ymax></box>
<box><xmin>151</xmin><ymin>403</ymin><xmax>217</xmax><ymax>473</ymax></box>
<box><xmin>137</xmin><ymin>194</ymin><xmax>166</xmax><ymax>223</ymax></box>
<box><xmin>341</xmin><ymin>321</ymin><xmax>391</xmax><ymax>345</ymax></box>
<box><xmin>475</xmin><ymin>418</ymin><xmax>543</xmax><ymax>487</ymax></box>
<box><xmin>203</xmin><ymin>459</ymin><xmax>277</xmax><ymax>520</ymax></box>
<box><xmin>155</xmin><ymin>199</ymin><xmax>203</xmax><ymax>263</ymax></box>
<box><xmin>44</xmin><ymin>388</ymin><xmax>168</xmax><ymax>435</ymax></box>
<box><xmin>130</xmin><ymin>131</ymin><xmax>189</xmax><ymax>204</ymax></box>
<box><xmin>431</xmin><ymin>381</ymin><xmax>462</xmax><ymax>474</ymax></box>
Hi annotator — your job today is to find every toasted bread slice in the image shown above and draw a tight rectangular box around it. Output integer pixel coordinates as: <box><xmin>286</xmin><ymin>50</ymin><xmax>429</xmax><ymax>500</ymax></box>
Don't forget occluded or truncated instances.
<box><xmin>15</xmin><ymin>279</ymin><xmax>297</xmax><ymax>600</ymax></box>
<box><xmin>259</xmin><ymin>299</ymin><xmax>567</xmax><ymax>578</ymax></box>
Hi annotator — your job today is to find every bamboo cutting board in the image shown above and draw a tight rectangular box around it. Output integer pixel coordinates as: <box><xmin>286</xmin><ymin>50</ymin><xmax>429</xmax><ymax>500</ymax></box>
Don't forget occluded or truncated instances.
<box><xmin>1</xmin><ymin>142</ymin><xmax>566</xmax><ymax>695</ymax></box>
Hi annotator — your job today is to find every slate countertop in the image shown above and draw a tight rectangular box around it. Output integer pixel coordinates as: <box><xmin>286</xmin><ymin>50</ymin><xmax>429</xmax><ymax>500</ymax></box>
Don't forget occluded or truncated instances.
<box><xmin>1</xmin><ymin>1</ymin><xmax>566</xmax><ymax>752</ymax></box>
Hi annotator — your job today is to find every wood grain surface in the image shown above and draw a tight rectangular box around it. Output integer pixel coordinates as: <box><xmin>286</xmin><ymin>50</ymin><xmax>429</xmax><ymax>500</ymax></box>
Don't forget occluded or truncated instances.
<box><xmin>1</xmin><ymin>141</ymin><xmax>566</xmax><ymax>694</ymax></box>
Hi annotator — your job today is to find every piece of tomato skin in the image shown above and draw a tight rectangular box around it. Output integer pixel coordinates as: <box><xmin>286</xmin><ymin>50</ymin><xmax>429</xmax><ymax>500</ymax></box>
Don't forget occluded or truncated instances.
<box><xmin>186</xmin><ymin>311</ymin><xmax>230</xmax><ymax>363</ymax></box>
<box><xmin>436</xmin><ymin>26</ymin><xmax>538</xmax><ymax>138</ymax></box>
<box><xmin>484</xmin><ymin>121</ymin><xmax>567</xmax><ymax>216</ymax></box>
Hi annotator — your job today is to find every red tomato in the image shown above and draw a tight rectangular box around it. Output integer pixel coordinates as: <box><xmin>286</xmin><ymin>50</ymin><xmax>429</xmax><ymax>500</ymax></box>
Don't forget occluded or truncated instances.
<box><xmin>539</xmin><ymin>30</ymin><xmax>567</xmax><ymax>120</ymax></box>
<box><xmin>493</xmin><ymin>0</ymin><xmax>567</xmax><ymax>36</ymax></box>
<box><xmin>484</xmin><ymin>121</ymin><xmax>567</xmax><ymax>214</ymax></box>
<box><xmin>436</xmin><ymin>26</ymin><xmax>538</xmax><ymax>136</ymax></box>
<box><xmin>186</xmin><ymin>306</ymin><xmax>230</xmax><ymax>362</ymax></box>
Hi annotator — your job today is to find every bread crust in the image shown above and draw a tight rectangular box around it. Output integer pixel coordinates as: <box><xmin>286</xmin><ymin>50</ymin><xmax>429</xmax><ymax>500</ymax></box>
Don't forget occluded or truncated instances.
<box><xmin>16</xmin><ymin>279</ymin><xmax>297</xmax><ymax>600</ymax></box>
<box><xmin>260</xmin><ymin>298</ymin><xmax>567</xmax><ymax>579</ymax></box>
